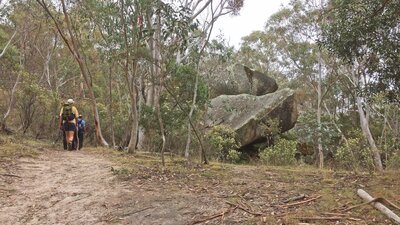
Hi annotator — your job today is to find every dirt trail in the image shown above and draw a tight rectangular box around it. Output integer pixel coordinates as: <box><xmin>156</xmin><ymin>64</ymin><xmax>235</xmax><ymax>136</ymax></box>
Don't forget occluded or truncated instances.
<box><xmin>0</xmin><ymin>149</ymin><xmax>210</xmax><ymax>225</ymax></box>
<box><xmin>3</xmin><ymin>148</ymin><xmax>396</xmax><ymax>225</ymax></box>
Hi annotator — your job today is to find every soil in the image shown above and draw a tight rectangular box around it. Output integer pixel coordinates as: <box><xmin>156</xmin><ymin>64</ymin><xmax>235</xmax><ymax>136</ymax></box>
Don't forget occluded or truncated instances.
<box><xmin>0</xmin><ymin>148</ymin><xmax>399</xmax><ymax>225</ymax></box>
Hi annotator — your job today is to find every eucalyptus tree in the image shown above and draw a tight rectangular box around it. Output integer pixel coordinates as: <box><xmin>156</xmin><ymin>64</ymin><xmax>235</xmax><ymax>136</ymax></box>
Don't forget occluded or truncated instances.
<box><xmin>319</xmin><ymin>0</ymin><xmax>400</xmax><ymax>171</ymax></box>
<box><xmin>0</xmin><ymin>27</ymin><xmax>19</xmax><ymax>132</ymax></box>
<box><xmin>36</xmin><ymin>0</ymin><xmax>109</xmax><ymax>147</ymax></box>
<box><xmin>178</xmin><ymin>0</ymin><xmax>244</xmax><ymax>163</ymax></box>
<box><xmin>136</xmin><ymin>0</ymin><xmax>244</xmax><ymax>164</ymax></box>
<box><xmin>321</xmin><ymin>0</ymin><xmax>400</xmax><ymax>102</ymax></box>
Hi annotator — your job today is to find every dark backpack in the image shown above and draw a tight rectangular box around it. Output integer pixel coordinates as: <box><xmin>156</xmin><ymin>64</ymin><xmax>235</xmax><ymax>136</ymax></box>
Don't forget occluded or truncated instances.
<box><xmin>62</xmin><ymin>103</ymin><xmax>75</xmax><ymax>121</ymax></box>
<box><xmin>78</xmin><ymin>119</ymin><xmax>85</xmax><ymax>132</ymax></box>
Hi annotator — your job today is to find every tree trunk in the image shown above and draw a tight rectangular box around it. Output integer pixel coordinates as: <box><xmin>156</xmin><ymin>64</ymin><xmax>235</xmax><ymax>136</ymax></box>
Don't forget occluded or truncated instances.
<box><xmin>127</xmin><ymin>86</ymin><xmax>139</xmax><ymax>153</ymax></box>
<box><xmin>154</xmin><ymin>11</ymin><xmax>167</xmax><ymax>166</ymax></box>
<box><xmin>0</xmin><ymin>30</ymin><xmax>16</xmax><ymax>58</ymax></box>
<box><xmin>351</xmin><ymin>69</ymin><xmax>383</xmax><ymax>172</ymax></box>
<box><xmin>317</xmin><ymin>51</ymin><xmax>324</xmax><ymax>168</ymax></box>
<box><xmin>1</xmin><ymin>73</ymin><xmax>20</xmax><ymax>132</ymax></box>
<box><xmin>108</xmin><ymin>66</ymin><xmax>116</xmax><ymax>147</ymax></box>
<box><xmin>184</xmin><ymin>72</ymin><xmax>199</xmax><ymax>160</ymax></box>
<box><xmin>37</xmin><ymin>0</ymin><xmax>109</xmax><ymax>146</ymax></box>
<box><xmin>355</xmin><ymin>96</ymin><xmax>383</xmax><ymax>171</ymax></box>
<box><xmin>77</xmin><ymin>58</ymin><xmax>109</xmax><ymax>146</ymax></box>
<box><xmin>316</xmin><ymin>0</ymin><xmax>325</xmax><ymax>169</ymax></box>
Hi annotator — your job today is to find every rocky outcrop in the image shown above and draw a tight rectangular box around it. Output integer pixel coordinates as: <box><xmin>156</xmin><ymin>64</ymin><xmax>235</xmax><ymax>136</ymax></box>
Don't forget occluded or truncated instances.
<box><xmin>204</xmin><ymin>64</ymin><xmax>278</xmax><ymax>98</ymax></box>
<box><xmin>206</xmin><ymin>88</ymin><xmax>298</xmax><ymax>146</ymax></box>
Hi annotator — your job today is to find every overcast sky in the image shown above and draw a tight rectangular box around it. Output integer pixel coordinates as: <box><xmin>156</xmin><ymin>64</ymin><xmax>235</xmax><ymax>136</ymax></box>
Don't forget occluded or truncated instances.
<box><xmin>211</xmin><ymin>0</ymin><xmax>291</xmax><ymax>48</ymax></box>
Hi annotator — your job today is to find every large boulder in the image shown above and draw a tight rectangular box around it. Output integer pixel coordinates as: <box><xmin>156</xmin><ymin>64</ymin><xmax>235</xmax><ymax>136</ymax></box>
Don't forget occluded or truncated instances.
<box><xmin>206</xmin><ymin>88</ymin><xmax>298</xmax><ymax>147</ymax></box>
<box><xmin>204</xmin><ymin>64</ymin><xmax>278</xmax><ymax>98</ymax></box>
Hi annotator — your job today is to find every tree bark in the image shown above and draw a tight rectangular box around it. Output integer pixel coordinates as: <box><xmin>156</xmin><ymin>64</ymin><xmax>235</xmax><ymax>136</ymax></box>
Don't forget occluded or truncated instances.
<box><xmin>108</xmin><ymin>65</ymin><xmax>116</xmax><ymax>147</ymax></box>
<box><xmin>317</xmin><ymin>53</ymin><xmax>324</xmax><ymax>169</ymax></box>
<box><xmin>119</xmin><ymin>0</ymin><xmax>139</xmax><ymax>153</ymax></box>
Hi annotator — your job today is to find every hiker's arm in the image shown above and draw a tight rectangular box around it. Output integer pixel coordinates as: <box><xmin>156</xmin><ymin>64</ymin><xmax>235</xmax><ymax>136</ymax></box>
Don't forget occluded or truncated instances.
<box><xmin>74</xmin><ymin>108</ymin><xmax>79</xmax><ymax>127</ymax></box>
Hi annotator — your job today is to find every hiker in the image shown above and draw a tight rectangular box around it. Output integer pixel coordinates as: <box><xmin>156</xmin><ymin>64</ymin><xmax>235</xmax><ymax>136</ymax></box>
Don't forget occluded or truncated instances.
<box><xmin>77</xmin><ymin>114</ymin><xmax>86</xmax><ymax>150</ymax></box>
<box><xmin>59</xmin><ymin>99</ymin><xmax>79</xmax><ymax>150</ymax></box>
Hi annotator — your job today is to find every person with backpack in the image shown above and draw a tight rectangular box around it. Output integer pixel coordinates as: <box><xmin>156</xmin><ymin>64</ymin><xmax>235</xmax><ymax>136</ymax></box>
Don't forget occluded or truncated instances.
<box><xmin>77</xmin><ymin>114</ymin><xmax>86</xmax><ymax>150</ymax></box>
<box><xmin>59</xmin><ymin>99</ymin><xmax>79</xmax><ymax>150</ymax></box>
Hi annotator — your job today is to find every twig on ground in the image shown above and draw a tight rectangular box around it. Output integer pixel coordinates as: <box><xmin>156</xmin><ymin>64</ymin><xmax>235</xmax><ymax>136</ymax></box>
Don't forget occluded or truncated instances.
<box><xmin>186</xmin><ymin>205</ymin><xmax>238</xmax><ymax>225</ymax></box>
<box><xmin>321</xmin><ymin>212</ymin><xmax>349</xmax><ymax>217</ymax></box>
<box><xmin>0</xmin><ymin>173</ymin><xmax>21</xmax><ymax>178</ymax></box>
<box><xmin>280</xmin><ymin>195</ymin><xmax>322</xmax><ymax>208</ymax></box>
<box><xmin>118</xmin><ymin>206</ymin><xmax>155</xmax><ymax>218</ymax></box>
<box><xmin>225</xmin><ymin>201</ymin><xmax>264</xmax><ymax>216</ymax></box>
<box><xmin>294</xmin><ymin>216</ymin><xmax>361</xmax><ymax>221</ymax></box>
<box><xmin>283</xmin><ymin>194</ymin><xmax>306</xmax><ymax>203</ymax></box>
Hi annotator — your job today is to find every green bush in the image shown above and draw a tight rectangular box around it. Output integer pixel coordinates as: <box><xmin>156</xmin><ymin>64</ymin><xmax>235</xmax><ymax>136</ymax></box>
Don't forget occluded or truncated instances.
<box><xmin>387</xmin><ymin>152</ymin><xmax>400</xmax><ymax>169</ymax></box>
<box><xmin>334</xmin><ymin>137</ymin><xmax>374</xmax><ymax>171</ymax></box>
<box><xmin>206</xmin><ymin>125</ymin><xmax>240</xmax><ymax>163</ymax></box>
<box><xmin>259</xmin><ymin>139</ymin><xmax>297</xmax><ymax>166</ymax></box>
<box><xmin>226</xmin><ymin>149</ymin><xmax>241</xmax><ymax>164</ymax></box>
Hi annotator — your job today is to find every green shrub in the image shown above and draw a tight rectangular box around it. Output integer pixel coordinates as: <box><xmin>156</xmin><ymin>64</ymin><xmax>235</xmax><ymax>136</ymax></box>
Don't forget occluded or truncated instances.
<box><xmin>226</xmin><ymin>149</ymin><xmax>241</xmax><ymax>164</ymax></box>
<box><xmin>387</xmin><ymin>152</ymin><xmax>400</xmax><ymax>169</ymax></box>
<box><xmin>206</xmin><ymin>125</ymin><xmax>240</xmax><ymax>163</ymax></box>
<box><xmin>334</xmin><ymin>138</ymin><xmax>374</xmax><ymax>171</ymax></box>
<box><xmin>260</xmin><ymin>139</ymin><xmax>297</xmax><ymax>166</ymax></box>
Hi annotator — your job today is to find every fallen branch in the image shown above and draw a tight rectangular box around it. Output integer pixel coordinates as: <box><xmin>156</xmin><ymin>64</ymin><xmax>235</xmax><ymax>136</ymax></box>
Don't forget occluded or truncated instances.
<box><xmin>294</xmin><ymin>216</ymin><xmax>361</xmax><ymax>221</ymax></box>
<box><xmin>321</xmin><ymin>212</ymin><xmax>349</xmax><ymax>217</ymax></box>
<box><xmin>0</xmin><ymin>173</ymin><xmax>21</xmax><ymax>178</ymax></box>
<box><xmin>225</xmin><ymin>201</ymin><xmax>264</xmax><ymax>216</ymax></box>
<box><xmin>283</xmin><ymin>194</ymin><xmax>306</xmax><ymax>203</ymax></box>
<box><xmin>356</xmin><ymin>189</ymin><xmax>400</xmax><ymax>224</ymax></box>
<box><xmin>281</xmin><ymin>195</ymin><xmax>322</xmax><ymax>208</ymax></box>
<box><xmin>343</xmin><ymin>197</ymin><xmax>400</xmax><ymax>212</ymax></box>
<box><xmin>118</xmin><ymin>206</ymin><xmax>154</xmax><ymax>218</ymax></box>
<box><xmin>186</xmin><ymin>205</ymin><xmax>238</xmax><ymax>225</ymax></box>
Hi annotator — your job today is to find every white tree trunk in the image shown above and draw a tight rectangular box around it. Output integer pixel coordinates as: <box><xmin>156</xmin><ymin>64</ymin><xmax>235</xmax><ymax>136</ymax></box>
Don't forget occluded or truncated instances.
<box><xmin>184</xmin><ymin>72</ymin><xmax>199</xmax><ymax>160</ymax></box>
<box><xmin>317</xmin><ymin>55</ymin><xmax>323</xmax><ymax>168</ymax></box>
<box><xmin>351</xmin><ymin>69</ymin><xmax>383</xmax><ymax>172</ymax></box>
<box><xmin>357</xmin><ymin>189</ymin><xmax>400</xmax><ymax>224</ymax></box>
<box><xmin>1</xmin><ymin>73</ymin><xmax>20</xmax><ymax>130</ymax></box>
<box><xmin>0</xmin><ymin>30</ymin><xmax>16</xmax><ymax>58</ymax></box>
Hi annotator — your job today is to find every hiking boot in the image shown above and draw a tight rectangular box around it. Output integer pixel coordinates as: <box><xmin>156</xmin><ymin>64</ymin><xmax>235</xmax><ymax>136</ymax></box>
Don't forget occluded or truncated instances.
<box><xmin>67</xmin><ymin>142</ymin><xmax>72</xmax><ymax>151</ymax></box>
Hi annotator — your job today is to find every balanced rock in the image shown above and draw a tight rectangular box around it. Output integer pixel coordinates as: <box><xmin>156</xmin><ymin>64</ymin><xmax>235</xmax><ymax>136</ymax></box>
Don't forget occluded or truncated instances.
<box><xmin>204</xmin><ymin>64</ymin><xmax>278</xmax><ymax>98</ymax></box>
<box><xmin>206</xmin><ymin>88</ymin><xmax>298</xmax><ymax>147</ymax></box>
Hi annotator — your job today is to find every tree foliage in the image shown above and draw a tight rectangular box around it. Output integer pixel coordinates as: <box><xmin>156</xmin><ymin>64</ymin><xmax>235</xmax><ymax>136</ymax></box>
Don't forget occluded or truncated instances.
<box><xmin>321</xmin><ymin>0</ymin><xmax>400</xmax><ymax>101</ymax></box>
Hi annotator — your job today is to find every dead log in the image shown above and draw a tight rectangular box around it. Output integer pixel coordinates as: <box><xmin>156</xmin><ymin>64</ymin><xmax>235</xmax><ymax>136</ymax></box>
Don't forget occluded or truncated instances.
<box><xmin>357</xmin><ymin>189</ymin><xmax>400</xmax><ymax>225</ymax></box>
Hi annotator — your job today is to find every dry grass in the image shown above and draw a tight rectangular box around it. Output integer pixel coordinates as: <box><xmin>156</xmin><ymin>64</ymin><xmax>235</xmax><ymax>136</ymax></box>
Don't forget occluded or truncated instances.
<box><xmin>86</xmin><ymin>147</ymin><xmax>400</xmax><ymax>225</ymax></box>
<box><xmin>0</xmin><ymin>135</ymin><xmax>41</xmax><ymax>159</ymax></box>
